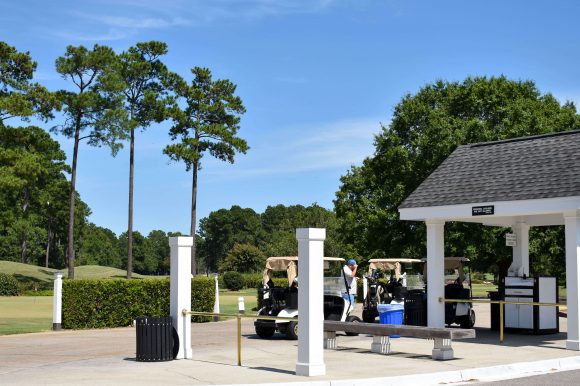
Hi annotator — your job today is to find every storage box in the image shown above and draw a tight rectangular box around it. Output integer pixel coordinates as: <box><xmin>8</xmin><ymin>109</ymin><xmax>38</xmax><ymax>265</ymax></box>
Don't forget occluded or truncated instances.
<box><xmin>378</xmin><ymin>304</ymin><xmax>404</xmax><ymax>324</ymax></box>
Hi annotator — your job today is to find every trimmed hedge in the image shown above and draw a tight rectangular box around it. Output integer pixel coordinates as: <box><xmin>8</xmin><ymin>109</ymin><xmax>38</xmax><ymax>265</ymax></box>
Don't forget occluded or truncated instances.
<box><xmin>0</xmin><ymin>273</ymin><xmax>19</xmax><ymax>296</ymax></box>
<box><xmin>223</xmin><ymin>271</ymin><xmax>244</xmax><ymax>291</ymax></box>
<box><xmin>62</xmin><ymin>277</ymin><xmax>214</xmax><ymax>329</ymax></box>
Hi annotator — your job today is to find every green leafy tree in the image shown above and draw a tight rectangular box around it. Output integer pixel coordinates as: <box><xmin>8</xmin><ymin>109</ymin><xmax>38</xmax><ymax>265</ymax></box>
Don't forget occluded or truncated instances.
<box><xmin>118</xmin><ymin>231</ymin><xmax>157</xmax><ymax>275</ymax></box>
<box><xmin>53</xmin><ymin>44</ymin><xmax>125</xmax><ymax>279</ymax></box>
<box><xmin>78</xmin><ymin>223</ymin><xmax>120</xmax><ymax>267</ymax></box>
<box><xmin>0</xmin><ymin>125</ymin><xmax>66</xmax><ymax>263</ymax></box>
<box><xmin>0</xmin><ymin>125</ymin><xmax>90</xmax><ymax>268</ymax></box>
<box><xmin>0</xmin><ymin>41</ymin><xmax>57</xmax><ymax>124</ymax></box>
<box><xmin>198</xmin><ymin>205</ymin><xmax>262</xmax><ymax>272</ymax></box>
<box><xmin>334</xmin><ymin>76</ymin><xmax>580</xmax><ymax>275</ymax></box>
<box><xmin>164</xmin><ymin>67</ymin><xmax>248</xmax><ymax>275</ymax></box>
<box><xmin>219</xmin><ymin>243</ymin><xmax>266</xmax><ymax>273</ymax></box>
<box><xmin>116</xmin><ymin>41</ymin><xmax>171</xmax><ymax>278</ymax></box>
<box><xmin>261</xmin><ymin>204</ymin><xmax>344</xmax><ymax>257</ymax></box>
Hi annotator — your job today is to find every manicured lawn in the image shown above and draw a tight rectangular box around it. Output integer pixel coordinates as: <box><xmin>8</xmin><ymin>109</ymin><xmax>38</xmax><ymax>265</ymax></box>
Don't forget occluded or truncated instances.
<box><xmin>0</xmin><ymin>288</ymin><xmax>259</xmax><ymax>335</ymax></box>
<box><xmin>218</xmin><ymin>288</ymin><xmax>258</xmax><ymax>315</ymax></box>
<box><xmin>0</xmin><ymin>261</ymin><xmax>156</xmax><ymax>291</ymax></box>
<box><xmin>471</xmin><ymin>283</ymin><xmax>498</xmax><ymax>298</ymax></box>
<box><xmin>0</xmin><ymin>296</ymin><xmax>52</xmax><ymax>335</ymax></box>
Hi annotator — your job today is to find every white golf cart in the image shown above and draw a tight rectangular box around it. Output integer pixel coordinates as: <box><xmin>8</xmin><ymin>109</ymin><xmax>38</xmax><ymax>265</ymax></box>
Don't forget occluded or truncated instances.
<box><xmin>362</xmin><ymin>258</ymin><xmax>425</xmax><ymax>323</ymax></box>
<box><xmin>254</xmin><ymin>256</ymin><xmax>361</xmax><ymax>340</ymax></box>
<box><xmin>442</xmin><ymin>257</ymin><xmax>475</xmax><ymax>328</ymax></box>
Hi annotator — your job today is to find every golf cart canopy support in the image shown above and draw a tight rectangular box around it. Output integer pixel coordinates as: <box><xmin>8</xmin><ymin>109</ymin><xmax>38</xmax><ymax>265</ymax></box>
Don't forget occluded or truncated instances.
<box><xmin>262</xmin><ymin>256</ymin><xmax>344</xmax><ymax>287</ymax></box>
<box><xmin>368</xmin><ymin>258</ymin><xmax>423</xmax><ymax>280</ymax></box>
<box><xmin>398</xmin><ymin>130</ymin><xmax>580</xmax><ymax>350</ymax></box>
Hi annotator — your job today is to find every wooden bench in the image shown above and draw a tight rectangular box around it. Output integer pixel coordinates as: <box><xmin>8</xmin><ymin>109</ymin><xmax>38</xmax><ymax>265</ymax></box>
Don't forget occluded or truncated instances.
<box><xmin>323</xmin><ymin>321</ymin><xmax>476</xmax><ymax>360</ymax></box>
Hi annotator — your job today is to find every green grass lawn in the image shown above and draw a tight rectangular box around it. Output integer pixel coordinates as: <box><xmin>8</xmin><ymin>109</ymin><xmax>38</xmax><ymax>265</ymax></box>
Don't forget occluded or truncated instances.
<box><xmin>0</xmin><ymin>261</ymin><xmax>158</xmax><ymax>291</ymax></box>
<box><xmin>471</xmin><ymin>283</ymin><xmax>498</xmax><ymax>298</ymax></box>
<box><xmin>218</xmin><ymin>288</ymin><xmax>258</xmax><ymax>315</ymax></box>
<box><xmin>0</xmin><ymin>288</ymin><xmax>260</xmax><ymax>336</ymax></box>
<box><xmin>0</xmin><ymin>296</ymin><xmax>52</xmax><ymax>335</ymax></box>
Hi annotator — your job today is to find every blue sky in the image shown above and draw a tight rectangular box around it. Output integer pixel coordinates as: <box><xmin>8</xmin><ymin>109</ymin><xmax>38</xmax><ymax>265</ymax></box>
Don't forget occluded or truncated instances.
<box><xmin>2</xmin><ymin>0</ymin><xmax>579</xmax><ymax>236</ymax></box>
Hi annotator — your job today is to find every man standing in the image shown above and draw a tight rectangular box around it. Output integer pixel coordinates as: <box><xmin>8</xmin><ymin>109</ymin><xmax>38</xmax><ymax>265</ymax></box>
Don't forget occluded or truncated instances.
<box><xmin>342</xmin><ymin>259</ymin><xmax>358</xmax><ymax>308</ymax></box>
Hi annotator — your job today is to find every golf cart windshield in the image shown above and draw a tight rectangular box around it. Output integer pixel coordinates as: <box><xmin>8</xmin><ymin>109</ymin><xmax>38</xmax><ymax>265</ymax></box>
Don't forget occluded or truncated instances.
<box><xmin>262</xmin><ymin>256</ymin><xmax>344</xmax><ymax>287</ymax></box>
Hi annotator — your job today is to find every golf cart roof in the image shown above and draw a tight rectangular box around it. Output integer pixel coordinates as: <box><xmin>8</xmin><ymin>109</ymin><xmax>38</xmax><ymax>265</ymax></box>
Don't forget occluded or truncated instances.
<box><xmin>368</xmin><ymin>258</ymin><xmax>423</xmax><ymax>270</ymax></box>
<box><xmin>265</xmin><ymin>256</ymin><xmax>343</xmax><ymax>271</ymax></box>
<box><xmin>262</xmin><ymin>256</ymin><xmax>344</xmax><ymax>287</ymax></box>
<box><xmin>368</xmin><ymin>258</ymin><xmax>424</xmax><ymax>279</ymax></box>
<box><xmin>421</xmin><ymin>257</ymin><xmax>470</xmax><ymax>281</ymax></box>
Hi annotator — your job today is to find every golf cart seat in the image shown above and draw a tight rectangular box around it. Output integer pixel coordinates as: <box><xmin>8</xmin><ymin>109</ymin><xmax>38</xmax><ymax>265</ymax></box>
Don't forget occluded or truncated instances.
<box><xmin>444</xmin><ymin>283</ymin><xmax>470</xmax><ymax>300</ymax></box>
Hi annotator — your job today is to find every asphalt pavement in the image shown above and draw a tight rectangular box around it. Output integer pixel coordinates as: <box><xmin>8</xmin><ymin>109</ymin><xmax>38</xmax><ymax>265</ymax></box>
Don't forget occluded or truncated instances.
<box><xmin>0</xmin><ymin>303</ymin><xmax>579</xmax><ymax>385</ymax></box>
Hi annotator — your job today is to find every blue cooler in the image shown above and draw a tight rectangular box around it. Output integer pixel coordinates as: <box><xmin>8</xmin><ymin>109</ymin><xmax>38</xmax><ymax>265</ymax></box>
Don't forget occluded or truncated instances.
<box><xmin>377</xmin><ymin>303</ymin><xmax>404</xmax><ymax>338</ymax></box>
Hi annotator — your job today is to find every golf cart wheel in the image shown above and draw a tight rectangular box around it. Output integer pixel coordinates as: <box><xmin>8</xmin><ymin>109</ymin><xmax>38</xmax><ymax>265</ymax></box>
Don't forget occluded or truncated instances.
<box><xmin>255</xmin><ymin>326</ymin><xmax>276</xmax><ymax>338</ymax></box>
<box><xmin>345</xmin><ymin>315</ymin><xmax>361</xmax><ymax>336</ymax></box>
<box><xmin>286</xmin><ymin>321</ymin><xmax>298</xmax><ymax>340</ymax></box>
<box><xmin>460</xmin><ymin>309</ymin><xmax>476</xmax><ymax>328</ymax></box>
<box><xmin>362</xmin><ymin>310</ymin><xmax>375</xmax><ymax>323</ymax></box>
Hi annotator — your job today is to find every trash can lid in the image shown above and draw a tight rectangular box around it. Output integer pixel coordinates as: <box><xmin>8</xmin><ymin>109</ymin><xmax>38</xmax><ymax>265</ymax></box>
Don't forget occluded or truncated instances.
<box><xmin>377</xmin><ymin>303</ymin><xmax>404</xmax><ymax>312</ymax></box>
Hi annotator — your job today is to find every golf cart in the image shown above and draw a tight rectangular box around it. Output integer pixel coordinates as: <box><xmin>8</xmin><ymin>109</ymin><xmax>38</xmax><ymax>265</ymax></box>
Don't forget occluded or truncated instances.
<box><xmin>422</xmin><ymin>257</ymin><xmax>475</xmax><ymax>328</ymax></box>
<box><xmin>254</xmin><ymin>256</ymin><xmax>361</xmax><ymax>340</ymax></box>
<box><xmin>443</xmin><ymin>257</ymin><xmax>475</xmax><ymax>328</ymax></box>
<box><xmin>362</xmin><ymin>258</ymin><xmax>425</xmax><ymax>323</ymax></box>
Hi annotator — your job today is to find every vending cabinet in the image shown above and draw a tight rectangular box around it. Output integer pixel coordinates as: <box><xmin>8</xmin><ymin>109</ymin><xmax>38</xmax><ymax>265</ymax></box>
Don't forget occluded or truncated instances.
<box><xmin>502</xmin><ymin>276</ymin><xmax>558</xmax><ymax>334</ymax></box>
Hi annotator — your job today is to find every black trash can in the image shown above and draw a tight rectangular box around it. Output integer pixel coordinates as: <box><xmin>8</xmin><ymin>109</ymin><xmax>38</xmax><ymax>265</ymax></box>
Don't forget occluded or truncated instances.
<box><xmin>136</xmin><ymin>316</ymin><xmax>174</xmax><ymax>362</ymax></box>
<box><xmin>404</xmin><ymin>290</ymin><xmax>427</xmax><ymax>326</ymax></box>
<box><xmin>488</xmin><ymin>291</ymin><xmax>501</xmax><ymax>331</ymax></box>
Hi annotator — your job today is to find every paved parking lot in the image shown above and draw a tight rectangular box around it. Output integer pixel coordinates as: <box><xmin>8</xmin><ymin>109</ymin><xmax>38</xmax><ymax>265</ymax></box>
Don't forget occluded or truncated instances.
<box><xmin>0</xmin><ymin>304</ymin><xmax>578</xmax><ymax>385</ymax></box>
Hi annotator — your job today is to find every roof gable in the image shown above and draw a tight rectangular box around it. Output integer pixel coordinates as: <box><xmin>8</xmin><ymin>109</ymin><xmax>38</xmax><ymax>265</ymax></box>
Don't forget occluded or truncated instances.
<box><xmin>399</xmin><ymin>130</ymin><xmax>580</xmax><ymax>209</ymax></box>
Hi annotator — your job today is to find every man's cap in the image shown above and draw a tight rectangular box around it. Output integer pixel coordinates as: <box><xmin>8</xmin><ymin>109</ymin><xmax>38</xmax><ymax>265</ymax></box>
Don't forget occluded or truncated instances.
<box><xmin>347</xmin><ymin>259</ymin><xmax>357</xmax><ymax>266</ymax></box>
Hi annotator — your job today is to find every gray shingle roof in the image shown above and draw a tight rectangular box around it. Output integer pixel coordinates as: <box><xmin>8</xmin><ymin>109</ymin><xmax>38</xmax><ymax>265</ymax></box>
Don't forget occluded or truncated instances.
<box><xmin>399</xmin><ymin>130</ymin><xmax>580</xmax><ymax>209</ymax></box>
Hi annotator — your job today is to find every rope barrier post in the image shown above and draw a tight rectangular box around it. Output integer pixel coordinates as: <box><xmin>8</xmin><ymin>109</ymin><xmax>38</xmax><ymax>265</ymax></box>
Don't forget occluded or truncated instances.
<box><xmin>500</xmin><ymin>301</ymin><xmax>504</xmax><ymax>343</ymax></box>
<box><xmin>237</xmin><ymin>314</ymin><xmax>242</xmax><ymax>366</ymax></box>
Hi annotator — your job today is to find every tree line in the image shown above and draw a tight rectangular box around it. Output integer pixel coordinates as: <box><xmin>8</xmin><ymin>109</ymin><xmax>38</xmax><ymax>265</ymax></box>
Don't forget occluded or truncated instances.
<box><xmin>2</xmin><ymin>39</ymin><xmax>577</xmax><ymax>281</ymax></box>
<box><xmin>1</xmin><ymin>41</ymin><xmax>246</xmax><ymax>278</ymax></box>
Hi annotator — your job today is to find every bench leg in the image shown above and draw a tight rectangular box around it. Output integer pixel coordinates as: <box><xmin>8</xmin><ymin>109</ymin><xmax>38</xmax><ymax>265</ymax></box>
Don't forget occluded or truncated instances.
<box><xmin>324</xmin><ymin>331</ymin><xmax>337</xmax><ymax>349</ymax></box>
<box><xmin>432</xmin><ymin>338</ymin><xmax>454</xmax><ymax>360</ymax></box>
<box><xmin>371</xmin><ymin>335</ymin><xmax>391</xmax><ymax>354</ymax></box>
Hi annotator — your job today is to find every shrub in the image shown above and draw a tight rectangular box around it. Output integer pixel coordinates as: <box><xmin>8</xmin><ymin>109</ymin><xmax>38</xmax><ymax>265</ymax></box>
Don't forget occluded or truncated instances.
<box><xmin>62</xmin><ymin>277</ymin><xmax>215</xmax><ymax>329</ymax></box>
<box><xmin>242</xmin><ymin>273</ymin><xmax>263</xmax><ymax>289</ymax></box>
<box><xmin>0</xmin><ymin>273</ymin><xmax>19</xmax><ymax>296</ymax></box>
<box><xmin>22</xmin><ymin>289</ymin><xmax>53</xmax><ymax>296</ymax></box>
<box><xmin>223</xmin><ymin>271</ymin><xmax>244</xmax><ymax>291</ymax></box>
<box><xmin>219</xmin><ymin>243</ymin><xmax>266</xmax><ymax>273</ymax></box>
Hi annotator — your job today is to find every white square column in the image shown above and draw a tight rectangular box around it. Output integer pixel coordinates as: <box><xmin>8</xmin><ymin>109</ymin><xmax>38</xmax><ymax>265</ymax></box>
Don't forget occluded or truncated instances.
<box><xmin>565</xmin><ymin>214</ymin><xmax>580</xmax><ymax>351</ymax></box>
<box><xmin>170</xmin><ymin>236</ymin><xmax>193</xmax><ymax>359</ymax></box>
<box><xmin>52</xmin><ymin>272</ymin><xmax>63</xmax><ymax>330</ymax></box>
<box><xmin>511</xmin><ymin>222</ymin><xmax>530</xmax><ymax>276</ymax></box>
<box><xmin>426</xmin><ymin>220</ymin><xmax>445</xmax><ymax>328</ymax></box>
<box><xmin>295</xmin><ymin>228</ymin><xmax>326</xmax><ymax>377</ymax></box>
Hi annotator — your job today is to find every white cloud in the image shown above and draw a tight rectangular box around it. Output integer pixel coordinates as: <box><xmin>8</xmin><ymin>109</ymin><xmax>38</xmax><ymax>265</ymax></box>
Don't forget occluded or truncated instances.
<box><xmin>78</xmin><ymin>14</ymin><xmax>191</xmax><ymax>29</ymax></box>
<box><xmin>205</xmin><ymin>116</ymin><xmax>382</xmax><ymax>178</ymax></box>
<box><xmin>54</xmin><ymin>29</ymin><xmax>129</xmax><ymax>42</ymax></box>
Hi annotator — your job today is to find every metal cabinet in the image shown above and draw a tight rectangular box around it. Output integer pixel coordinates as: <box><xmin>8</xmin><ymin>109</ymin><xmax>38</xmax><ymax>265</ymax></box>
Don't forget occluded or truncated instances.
<box><xmin>502</xmin><ymin>276</ymin><xmax>558</xmax><ymax>334</ymax></box>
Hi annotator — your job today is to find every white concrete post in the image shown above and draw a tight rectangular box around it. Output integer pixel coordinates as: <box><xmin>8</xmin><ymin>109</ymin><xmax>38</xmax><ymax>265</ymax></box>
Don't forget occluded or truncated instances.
<box><xmin>426</xmin><ymin>220</ymin><xmax>445</xmax><ymax>328</ymax></box>
<box><xmin>564</xmin><ymin>214</ymin><xmax>580</xmax><ymax>351</ymax></box>
<box><xmin>295</xmin><ymin>228</ymin><xmax>326</xmax><ymax>377</ymax></box>
<box><xmin>170</xmin><ymin>236</ymin><xmax>193</xmax><ymax>359</ymax></box>
<box><xmin>213</xmin><ymin>273</ymin><xmax>220</xmax><ymax>322</ymax></box>
<box><xmin>238</xmin><ymin>297</ymin><xmax>245</xmax><ymax>314</ymax></box>
<box><xmin>52</xmin><ymin>272</ymin><xmax>63</xmax><ymax>331</ymax></box>
<box><xmin>511</xmin><ymin>222</ymin><xmax>530</xmax><ymax>276</ymax></box>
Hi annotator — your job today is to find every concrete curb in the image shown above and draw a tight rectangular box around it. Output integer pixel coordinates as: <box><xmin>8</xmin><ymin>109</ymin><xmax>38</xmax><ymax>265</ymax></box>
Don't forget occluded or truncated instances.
<box><xmin>236</xmin><ymin>355</ymin><xmax>580</xmax><ymax>386</ymax></box>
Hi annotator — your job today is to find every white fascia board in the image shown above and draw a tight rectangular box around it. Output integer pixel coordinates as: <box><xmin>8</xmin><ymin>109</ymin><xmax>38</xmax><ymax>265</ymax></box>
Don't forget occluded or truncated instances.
<box><xmin>399</xmin><ymin>196</ymin><xmax>580</xmax><ymax>223</ymax></box>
